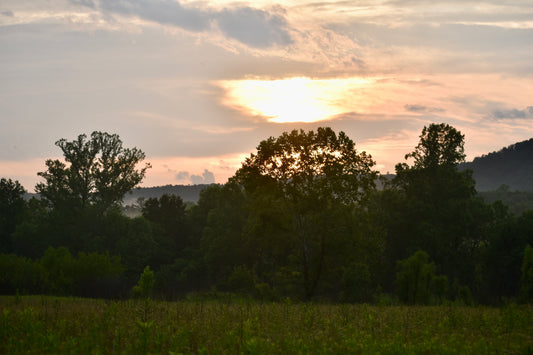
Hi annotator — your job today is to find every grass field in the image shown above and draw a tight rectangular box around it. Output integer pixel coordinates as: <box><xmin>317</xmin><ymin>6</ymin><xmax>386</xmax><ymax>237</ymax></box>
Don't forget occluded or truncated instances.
<box><xmin>1</xmin><ymin>295</ymin><xmax>532</xmax><ymax>354</ymax></box>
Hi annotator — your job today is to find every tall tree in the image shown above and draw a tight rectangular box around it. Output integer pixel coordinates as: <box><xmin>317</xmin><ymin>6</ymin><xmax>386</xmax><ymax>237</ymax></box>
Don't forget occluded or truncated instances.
<box><xmin>0</xmin><ymin>178</ymin><xmax>26</xmax><ymax>253</ymax></box>
<box><xmin>234</xmin><ymin>127</ymin><xmax>377</xmax><ymax>299</ymax></box>
<box><xmin>382</xmin><ymin>123</ymin><xmax>491</xmax><ymax>289</ymax></box>
<box><xmin>402</xmin><ymin>122</ymin><xmax>466</xmax><ymax>170</ymax></box>
<box><xmin>36</xmin><ymin>132</ymin><xmax>150</xmax><ymax>213</ymax></box>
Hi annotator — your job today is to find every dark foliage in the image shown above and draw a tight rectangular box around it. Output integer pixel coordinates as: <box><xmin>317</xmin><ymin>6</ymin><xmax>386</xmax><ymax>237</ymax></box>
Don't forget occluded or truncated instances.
<box><xmin>2</xmin><ymin>126</ymin><xmax>533</xmax><ymax>304</ymax></box>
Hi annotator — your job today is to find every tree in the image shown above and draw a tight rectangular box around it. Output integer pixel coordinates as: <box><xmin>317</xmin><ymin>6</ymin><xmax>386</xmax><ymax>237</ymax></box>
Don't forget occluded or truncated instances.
<box><xmin>0</xmin><ymin>178</ymin><xmax>26</xmax><ymax>253</ymax></box>
<box><xmin>402</xmin><ymin>122</ymin><xmax>466</xmax><ymax>170</ymax></box>
<box><xmin>393</xmin><ymin>123</ymin><xmax>474</xmax><ymax>206</ymax></box>
<box><xmin>486</xmin><ymin>211</ymin><xmax>533</xmax><ymax>302</ymax></box>
<box><xmin>141</xmin><ymin>194</ymin><xmax>188</xmax><ymax>268</ymax></box>
<box><xmin>396</xmin><ymin>250</ymin><xmax>435</xmax><ymax>304</ymax></box>
<box><xmin>521</xmin><ymin>244</ymin><xmax>533</xmax><ymax>303</ymax></box>
<box><xmin>233</xmin><ymin>127</ymin><xmax>377</xmax><ymax>299</ymax></box>
<box><xmin>396</xmin><ymin>250</ymin><xmax>448</xmax><ymax>304</ymax></box>
<box><xmin>36</xmin><ymin>131</ymin><xmax>150</xmax><ymax>213</ymax></box>
<box><xmin>380</xmin><ymin>123</ymin><xmax>492</xmax><ymax>292</ymax></box>
<box><xmin>187</xmin><ymin>182</ymin><xmax>250</xmax><ymax>291</ymax></box>
<box><xmin>132</xmin><ymin>265</ymin><xmax>155</xmax><ymax>299</ymax></box>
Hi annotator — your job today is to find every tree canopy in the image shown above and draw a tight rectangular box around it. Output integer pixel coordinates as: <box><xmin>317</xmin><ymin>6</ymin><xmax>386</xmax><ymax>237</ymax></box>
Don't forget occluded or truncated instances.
<box><xmin>380</xmin><ymin>123</ymin><xmax>491</xmax><ymax>292</ymax></box>
<box><xmin>403</xmin><ymin>123</ymin><xmax>466</xmax><ymax>170</ymax></box>
<box><xmin>36</xmin><ymin>131</ymin><xmax>150</xmax><ymax>213</ymax></box>
<box><xmin>234</xmin><ymin>127</ymin><xmax>378</xmax><ymax>298</ymax></box>
<box><xmin>0</xmin><ymin>178</ymin><xmax>26</xmax><ymax>253</ymax></box>
<box><xmin>235</xmin><ymin>127</ymin><xmax>377</xmax><ymax>206</ymax></box>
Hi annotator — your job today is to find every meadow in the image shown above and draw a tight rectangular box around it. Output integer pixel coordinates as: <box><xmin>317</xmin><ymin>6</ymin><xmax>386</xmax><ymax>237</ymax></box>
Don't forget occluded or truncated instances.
<box><xmin>1</xmin><ymin>295</ymin><xmax>532</xmax><ymax>354</ymax></box>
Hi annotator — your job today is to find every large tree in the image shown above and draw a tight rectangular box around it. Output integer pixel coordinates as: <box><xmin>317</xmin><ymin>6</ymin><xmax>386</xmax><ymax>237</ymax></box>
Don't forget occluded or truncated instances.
<box><xmin>401</xmin><ymin>122</ymin><xmax>466</xmax><ymax>170</ymax></box>
<box><xmin>0</xmin><ymin>178</ymin><xmax>26</xmax><ymax>253</ymax></box>
<box><xmin>234</xmin><ymin>127</ymin><xmax>378</xmax><ymax>299</ymax></box>
<box><xmin>382</xmin><ymin>123</ymin><xmax>492</xmax><ymax>290</ymax></box>
<box><xmin>36</xmin><ymin>131</ymin><xmax>150</xmax><ymax>213</ymax></box>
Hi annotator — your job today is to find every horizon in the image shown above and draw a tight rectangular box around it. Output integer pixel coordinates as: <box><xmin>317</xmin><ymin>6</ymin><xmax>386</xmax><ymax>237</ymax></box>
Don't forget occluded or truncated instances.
<box><xmin>12</xmin><ymin>132</ymin><xmax>533</xmax><ymax>193</ymax></box>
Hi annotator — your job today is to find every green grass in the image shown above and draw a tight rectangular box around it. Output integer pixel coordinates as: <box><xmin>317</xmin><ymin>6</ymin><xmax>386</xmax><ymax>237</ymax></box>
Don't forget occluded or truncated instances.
<box><xmin>1</xmin><ymin>295</ymin><xmax>532</xmax><ymax>354</ymax></box>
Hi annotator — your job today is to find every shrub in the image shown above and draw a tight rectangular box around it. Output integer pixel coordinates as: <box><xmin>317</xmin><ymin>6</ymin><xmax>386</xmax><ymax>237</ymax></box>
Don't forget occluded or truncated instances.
<box><xmin>40</xmin><ymin>247</ymin><xmax>75</xmax><ymax>295</ymax></box>
<box><xmin>396</xmin><ymin>250</ymin><xmax>449</xmax><ymax>305</ymax></box>
<box><xmin>396</xmin><ymin>250</ymin><xmax>435</xmax><ymax>304</ymax></box>
<box><xmin>132</xmin><ymin>266</ymin><xmax>155</xmax><ymax>298</ymax></box>
<box><xmin>0</xmin><ymin>254</ymin><xmax>47</xmax><ymax>294</ymax></box>
<box><xmin>520</xmin><ymin>245</ymin><xmax>533</xmax><ymax>303</ymax></box>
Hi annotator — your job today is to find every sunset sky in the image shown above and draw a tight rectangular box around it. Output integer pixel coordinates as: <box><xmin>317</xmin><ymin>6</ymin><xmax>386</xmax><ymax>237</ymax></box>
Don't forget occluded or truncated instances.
<box><xmin>1</xmin><ymin>0</ymin><xmax>532</xmax><ymax>191</ymax></box>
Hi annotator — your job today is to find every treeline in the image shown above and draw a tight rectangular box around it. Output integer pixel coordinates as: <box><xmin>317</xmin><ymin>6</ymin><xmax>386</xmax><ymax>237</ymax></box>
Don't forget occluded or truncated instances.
<box><xmin>0</xmin><ymin>247</ymin><xmax>123</xmax><ymax>298</ymax></box>
<box><xmin>1</xmin><ymin>127</ymin><xmax>533</xmax><ymax>304</ymax></box>
<box><xmin>478</xmin><ymin>187</ymin><xmax>533</xmax><ymax>216</ymax></box>
<box><xmin>123</xmin><ymin>184</ymin><xmax>210</xmax><ymax>206</ymax></box>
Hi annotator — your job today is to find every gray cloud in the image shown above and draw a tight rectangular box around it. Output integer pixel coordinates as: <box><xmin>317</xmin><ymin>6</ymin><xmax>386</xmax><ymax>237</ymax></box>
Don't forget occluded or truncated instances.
<box><xmin>175</xmin><ymin>171</ymin><xmax>190</xmax><ymax>181</ymax></box>
<box><xmin>99</xmin><ymin>0</ymin><xmax>210</xmax><ymax>32</ymax></box>
<box><xmin>70</xmin><ymin>0</ymin><xmax>96</xmax><ymax>9</ymax></box>
<box><xmin>1</xmin><ymin>10</ymin><xmax>15</xmax><ymax>17</ymax></box>
<box><xmin>191</xmin><ymin>169</ymin><xmax>215</xmax><ymax>185</ymax></box>
<box><xmin>175</xmin><ymin>169</ymin><xmax>215</xmax><ymax>185</ymax></box>
<box><xmin>492</xmin><ymin>106</ymin><xmax>533</xmax><ymax>119</ymax></box>
<box><xmin>405</xmin><ymin>104</ymin><xmax>445</xmax><ymax>113</ymax></box>
<box><xmin>215</xmin><ymin>7</ymin><xmax>292</xmax><ymax>48</ymax></box>
<box><xmin>72</xmin><ymin>0</ymin><xmax>292</xmax><ymax>48</ymax></box>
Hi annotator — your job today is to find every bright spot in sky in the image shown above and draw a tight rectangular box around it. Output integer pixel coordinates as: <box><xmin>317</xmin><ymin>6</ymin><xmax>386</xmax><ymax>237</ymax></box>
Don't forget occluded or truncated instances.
<box><xmin>220</xmin><ymin>77</ymin><xmax>371</xmax><ymax>123</ymax></box>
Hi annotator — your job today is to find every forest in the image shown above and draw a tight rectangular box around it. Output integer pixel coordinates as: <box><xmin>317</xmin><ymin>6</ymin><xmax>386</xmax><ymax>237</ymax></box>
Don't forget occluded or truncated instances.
<box><xmin>1</xmin><ymin>124</ymin><xmax>533</xmax><ymax>305</ymax></box>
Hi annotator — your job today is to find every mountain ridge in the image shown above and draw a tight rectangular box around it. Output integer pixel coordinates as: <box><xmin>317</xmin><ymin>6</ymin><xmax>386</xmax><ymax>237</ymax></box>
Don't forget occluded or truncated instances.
<box><xmin>460</xmin><ymin>137</ymin><xmax>533</xmax><ymax>191</ymax></box>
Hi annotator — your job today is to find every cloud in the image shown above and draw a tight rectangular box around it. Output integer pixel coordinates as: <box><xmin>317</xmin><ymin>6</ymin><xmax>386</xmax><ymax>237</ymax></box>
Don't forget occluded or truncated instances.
<box><xmin>71</xmin><ymin>0</ymin><xmax>292</xmax><ymax>48</ymax></box>
<box><xmin>405</xmin><ymin>104</ymin><xmax>445</xmax><ymax>113</ymax></box>
<box><xmin>191</xmin><ymin>169</ymin><xmax>215</xmax><ymax>185</ymax></box>
<box><xmin>70</xmin><ymin>0</ymin><xmax>96</xmax><ymax>9</ymax></box>
<box><xmin>98</xmin><ymin>0</ymin><xmax>210</xmax><ymax>32</ymax></box>
<box><xmin>215</xmin><ymin>7</ymin><xmax>292</xmax><ymax>48</ymax></box>
<box><xmin>175</xmin><ymin>169</ymin><xmax>215</xmax><ymax>185</ymax></box>
<box><xmin>175</xmin><ymin>171</ymin><xmax>190</xmax><ymax>181</ymax></box>
<box><xmin>491</xmin><ymin>106</ymin><xmax>533</xmax><ymax>119</ymax></box>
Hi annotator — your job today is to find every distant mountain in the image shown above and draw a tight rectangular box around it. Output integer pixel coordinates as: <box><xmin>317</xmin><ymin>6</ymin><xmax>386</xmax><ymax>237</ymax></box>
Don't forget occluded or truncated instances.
<box><xmin>122</xmin><ymin>184</ymin><xmax>214</xmax><ymax>205</ymax></box>
<box><xmin>24</xmin><ymin>184</ymin><xmax>213</xmax><ymax>205</ymax></box>
<box><xmin>460</xmin><ymin>138</ymin><xmax>533</xmax><ymax>191</ymax></box>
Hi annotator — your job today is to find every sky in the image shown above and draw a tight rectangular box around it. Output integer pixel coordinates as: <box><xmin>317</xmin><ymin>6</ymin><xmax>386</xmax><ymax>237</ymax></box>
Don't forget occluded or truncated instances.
<box><xmin>1</xmin><ymin>0</ymin><xmax>533</xmax><ymax>191</ymax></box>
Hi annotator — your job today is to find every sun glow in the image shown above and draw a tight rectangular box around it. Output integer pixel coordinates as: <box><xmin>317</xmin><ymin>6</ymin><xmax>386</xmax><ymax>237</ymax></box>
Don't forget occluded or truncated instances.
<box><xmin>220</xmin><ymin>77</ymin><xmax>371</xmax><ymax>123</ymax></box>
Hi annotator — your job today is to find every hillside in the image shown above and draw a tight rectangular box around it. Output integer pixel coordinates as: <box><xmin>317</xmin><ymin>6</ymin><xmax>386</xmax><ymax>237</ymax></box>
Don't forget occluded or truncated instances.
<box><xmin>460</xmin><ymin>138</ymin><xmax>533</xmax><ymax>191</ymax></box>
<box><xmin>123</xmin><ymin>184</ymin><xmax>213</xmax><ymax>205</ymax></box>
<box><xmin>24</xmin><ymin>184</ymin><xmax>213</xmax><ymax>207</ymax></box>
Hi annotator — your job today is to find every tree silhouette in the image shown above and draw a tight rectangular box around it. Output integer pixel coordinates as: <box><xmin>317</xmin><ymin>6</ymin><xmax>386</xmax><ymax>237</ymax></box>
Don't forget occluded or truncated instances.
<box><xmin>386</xmin><ymin>123</ymin><xmax>489</xmax><ymax>288</ymax></box>
<box><xmin>234</xmin><ymin>127</ymin><xmax>377</xmax><ymax>299</ymax></box>
<box><xmin>36</xmin><ymin>131</ymin><xmax>150</xmax><ymax>213</ymax></box>
<box><xmin>0</xmin><ymin>178</ymin><xmax>26</xmax><ymax>253</ymax></box>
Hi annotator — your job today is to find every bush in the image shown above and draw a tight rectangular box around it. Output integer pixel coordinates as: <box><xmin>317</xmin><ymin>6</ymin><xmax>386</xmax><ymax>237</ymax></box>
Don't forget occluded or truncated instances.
<box><xmin>132</xmin><ymin>266</ymin><xmax>155</xmax><ymax>299</ymax></box>
<box><xmin>0</xmin><ymin>247</ymin><xmax>125</xmax><ymax>298</ymax></box>
<box><xmin>40</xmin><ymin>247</ymin><xmax>75</xmax><ymax>295</ymax></box>
<box><xmin>396</xmin><ymin>250</ymin><xmax>435</xmax><ymax>304</ymax></box>
<box><xmin>73</xmin><ymin>251</ymin><xmax>124</xmax><ymax>298</ymax></box>
<box><xmin>339</xmin><ymin>263</ymin><xmax>374</xmax><ymax>303</ymax></box>
<box><xmin>396</xmin><ymin>250</ymin><xmax>449</xmax><ymax>305</ymax></box>
<box><xmin>520</xmin><ymin>245</ymin><xmax>533</xmax><ymax>303</ymax></box>
<box><xmin>227</xmin><ymin>265</ymin><xmax>256</xmax><ymax>295</ymax></box>
<box><xmin>0</xmin><ymin>254</ymin><xmax>47</xmax><ymax>294</ymax></box>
